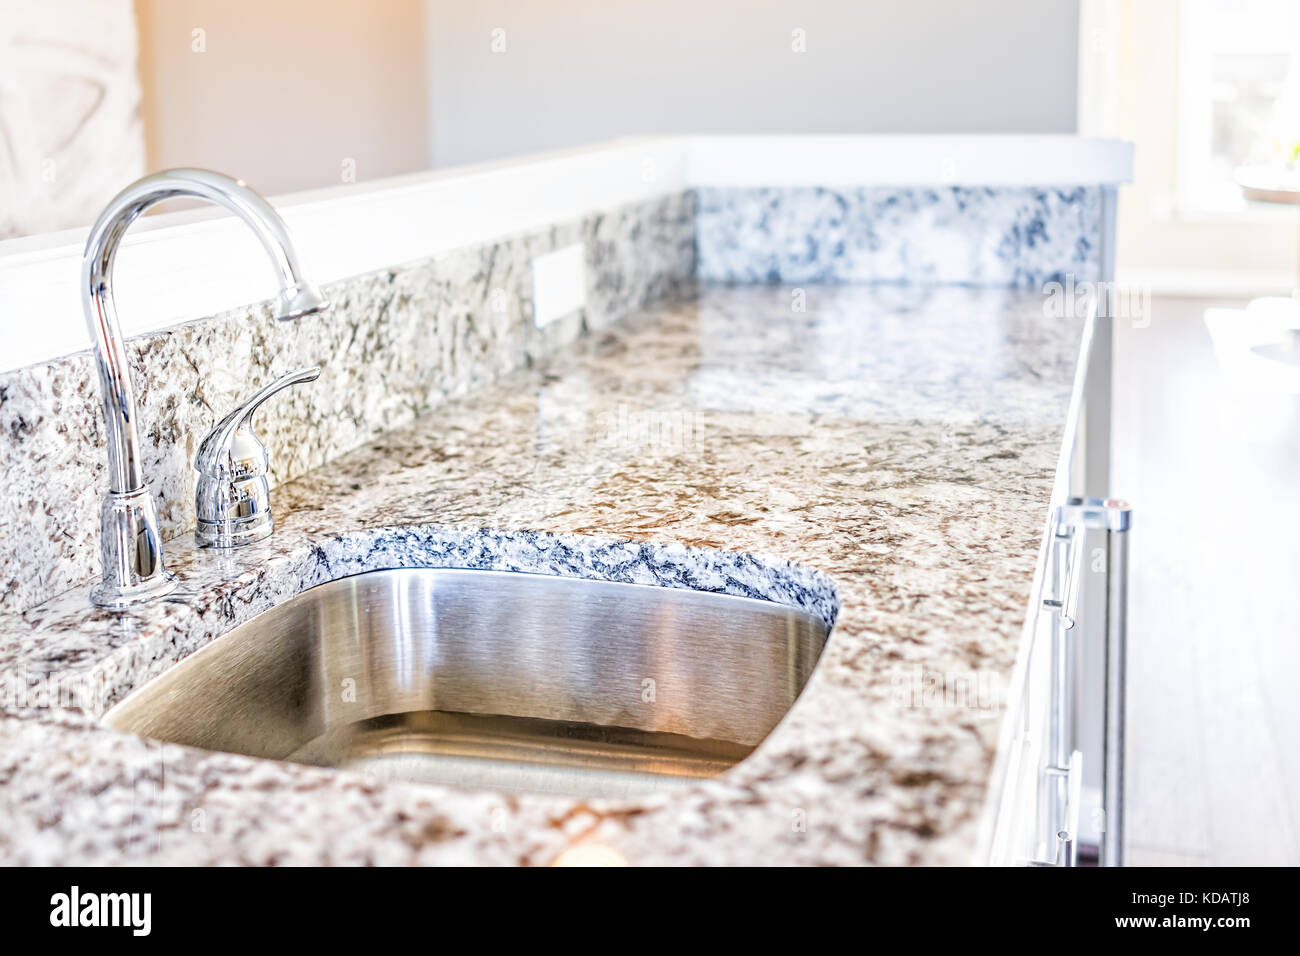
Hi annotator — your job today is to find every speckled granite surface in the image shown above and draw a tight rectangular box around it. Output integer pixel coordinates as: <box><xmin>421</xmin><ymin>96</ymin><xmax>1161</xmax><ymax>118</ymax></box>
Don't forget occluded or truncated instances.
<box><xmin>0</xmin><ymin>284</ymin><xmax>1083</xmax><ymax>865</ymax></box>
<box><xmin>696</xmin><ymin>186</ymin><xmax>1100</xmax><ymax>287</ymax></box>
<box><xmin>0</xmin><ymin>192</ymin><xmax>696</xmax><ymax>614</ymax></box>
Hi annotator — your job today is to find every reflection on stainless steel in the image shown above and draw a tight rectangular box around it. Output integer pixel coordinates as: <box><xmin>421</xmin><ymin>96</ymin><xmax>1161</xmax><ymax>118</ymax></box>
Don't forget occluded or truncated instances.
<box><xmin>105</xmin><ymin>569</ymin><xmax>828</xmax><ymax>799</ymax></box>
<box><xmin>82</xmin><ymin>169</ymin><xmax>329</xmax><ymax>606</ymax></box>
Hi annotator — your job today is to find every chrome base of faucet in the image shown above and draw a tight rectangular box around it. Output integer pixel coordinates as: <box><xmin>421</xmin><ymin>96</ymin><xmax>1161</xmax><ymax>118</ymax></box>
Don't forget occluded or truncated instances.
<box><xmin>90</xmin><ymin>489</ymin><xmax>178</xmax><ymax>608</ymax></box>
<box><xmin>195</xmin><ymin>512</ymin><xmax>274</xmax><ymax>550</ymax></box>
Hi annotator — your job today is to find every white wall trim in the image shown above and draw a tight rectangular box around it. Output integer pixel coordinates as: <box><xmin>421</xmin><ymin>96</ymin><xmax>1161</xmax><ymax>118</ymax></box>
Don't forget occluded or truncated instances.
<box><xmin>686</xmin><ymin>134</ymin><xmax>1134</xmax><ymax>187</ymax></box>
<box><xmin>1117</xmin><ymin>267</ymin><xmax>1295</xmax><ymax>298</ymax></box>
<box><xmin>0</xmin><ymin>135</ymin><xmax>1134</xmax><ymax>373</ymax></box>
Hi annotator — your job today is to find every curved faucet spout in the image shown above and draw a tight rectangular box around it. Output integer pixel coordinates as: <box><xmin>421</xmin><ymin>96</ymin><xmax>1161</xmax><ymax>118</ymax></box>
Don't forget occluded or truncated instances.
<box><xmin>83</xmin><ymin>169</ymin><xmax>327</xmax><ymax>494</ymax></box>
<box><xmin>81</xmin><ymin>168</ymin><xmax>328</xmax><ymax>607</ymax></box>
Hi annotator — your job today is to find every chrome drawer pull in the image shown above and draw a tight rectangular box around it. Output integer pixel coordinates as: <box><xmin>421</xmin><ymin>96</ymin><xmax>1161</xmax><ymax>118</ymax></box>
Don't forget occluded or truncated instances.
<box><xmin>1042</xmin><ymin>527</ymin><xmax>1086</xmax><ymax>629</ymax></box>
<box><xmin>1053</xmin><ymin>497</ymin><xmax>1132</xmax><ymax>868</ymax></box>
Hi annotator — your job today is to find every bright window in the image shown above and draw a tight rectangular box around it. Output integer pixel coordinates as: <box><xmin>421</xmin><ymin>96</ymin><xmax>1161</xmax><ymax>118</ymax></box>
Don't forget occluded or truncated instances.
<box><xmin>1177</xmin><ymin>0</ymin><xmax>1300</xmax><ymax>215</ymax></box>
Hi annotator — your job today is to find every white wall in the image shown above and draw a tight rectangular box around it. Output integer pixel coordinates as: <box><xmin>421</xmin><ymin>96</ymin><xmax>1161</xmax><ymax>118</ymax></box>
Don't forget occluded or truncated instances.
<box><xmin>426</xmin><ymin>0</ymin><xmax>1080</xmax><ymax>168</ymax></box>
<box><xmin>3</xmin><ymin>2</ymin><xmax>1080</xmax><ymax>240</ymax></box>
<box><xmin>136</xmin><ymin>0</ymin><xmax>430</xmax><ymax>199</ymax></box>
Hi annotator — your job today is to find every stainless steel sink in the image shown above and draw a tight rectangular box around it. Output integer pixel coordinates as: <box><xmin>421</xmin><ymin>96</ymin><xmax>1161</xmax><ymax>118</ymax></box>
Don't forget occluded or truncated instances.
<box><xmin>104</xmin><ymin>569</ymin><xmax>828</xmax><ymax>798</ymax></box>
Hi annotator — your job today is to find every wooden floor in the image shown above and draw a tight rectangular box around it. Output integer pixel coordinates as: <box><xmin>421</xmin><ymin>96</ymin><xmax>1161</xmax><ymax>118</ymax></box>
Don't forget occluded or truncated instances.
<box><xmin>1114</xmin><ymin>296</ymin><xmax>1300</xmax><ymax>866</ymax></box>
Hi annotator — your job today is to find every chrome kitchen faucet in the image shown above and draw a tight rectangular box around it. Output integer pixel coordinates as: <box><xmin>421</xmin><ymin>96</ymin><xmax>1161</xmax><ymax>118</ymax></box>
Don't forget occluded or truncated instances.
<box><xmin>81</xmin><ymin>168</ymin><xmax>329</xmax><ymax>608</ymax></box>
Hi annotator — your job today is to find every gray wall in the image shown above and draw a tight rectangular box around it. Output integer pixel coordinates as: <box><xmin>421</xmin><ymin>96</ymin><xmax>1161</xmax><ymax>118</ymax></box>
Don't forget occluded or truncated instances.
<box><xmin>427</xmin><ymin>0</ymin><xmax>1079</xmax><ymax>168</ymax></box>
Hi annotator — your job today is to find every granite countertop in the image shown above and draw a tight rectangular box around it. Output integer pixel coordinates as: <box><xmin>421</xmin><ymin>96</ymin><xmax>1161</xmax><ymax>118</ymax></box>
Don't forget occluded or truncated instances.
<box><xmin>0</xmin><ymin>283</ymin><xmax>1083</xmax><ymax>865</ymax></box>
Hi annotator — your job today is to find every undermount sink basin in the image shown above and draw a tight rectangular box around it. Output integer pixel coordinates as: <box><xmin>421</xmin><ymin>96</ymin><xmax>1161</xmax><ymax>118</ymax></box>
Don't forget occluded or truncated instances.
<box><xmin>104</xmin><ymin>569</ymin><xmax>828</xmax><ymax>799</ymax></box>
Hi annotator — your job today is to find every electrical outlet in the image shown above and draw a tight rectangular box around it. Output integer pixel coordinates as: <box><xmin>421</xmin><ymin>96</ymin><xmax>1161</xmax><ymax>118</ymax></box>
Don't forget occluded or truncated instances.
<box><xmin>532</xmin><ymin>243</ymin><xmax>586</xmax><ymax>327</ymax></box>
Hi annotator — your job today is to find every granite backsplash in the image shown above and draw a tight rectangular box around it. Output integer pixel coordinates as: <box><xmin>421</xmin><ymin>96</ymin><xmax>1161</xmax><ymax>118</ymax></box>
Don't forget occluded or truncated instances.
<box><xmin>0</xmin><ymin>181</ymin><xmax>1103</xmax><ymax>615</ymax></box>
<box><xmin>0</xmin><ymin>192</ymin><xmax>696</xmax><ymax>613</ymax></box>
<box><xmin>696</xmin><ymin>186</ymin><xmax>1101</xmax><ymax>287</ymax></box>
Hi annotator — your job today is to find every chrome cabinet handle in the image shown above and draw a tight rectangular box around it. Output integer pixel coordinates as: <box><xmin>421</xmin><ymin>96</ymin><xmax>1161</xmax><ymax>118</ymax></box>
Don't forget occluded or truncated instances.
<box><xmin>1052</xmin><ymin>497</ymin><xmax>1133</xmax><ymax>868</ymax></box>
<box><xmin>1043</xmin><ymin>526</ymin><xmax>1085</xmax><ymax>629</ymax></box>
<box><xmin>194</xmin><ymin>366</ymin><xmax>320</xmax><ymax>548</ymax></box>
<box><xmin>1029</xmin><ymin>749</ymin><xmax>1083</xmax><ymax>867</ymax></box>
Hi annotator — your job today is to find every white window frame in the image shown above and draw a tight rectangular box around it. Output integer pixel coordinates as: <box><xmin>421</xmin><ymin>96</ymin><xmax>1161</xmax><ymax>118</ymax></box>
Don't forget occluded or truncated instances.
<box><xmin>1175</xmin><ymin>0</ymin><xmax>1299</xmax><ymax>224</ymax></box>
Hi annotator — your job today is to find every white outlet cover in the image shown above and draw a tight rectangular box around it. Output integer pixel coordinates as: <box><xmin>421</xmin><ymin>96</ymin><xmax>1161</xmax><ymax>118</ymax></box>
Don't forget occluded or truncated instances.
<box><xmin>532</xmin><ymin>243</ymin><xmax>587</xmax><ymax>327</ymax></box>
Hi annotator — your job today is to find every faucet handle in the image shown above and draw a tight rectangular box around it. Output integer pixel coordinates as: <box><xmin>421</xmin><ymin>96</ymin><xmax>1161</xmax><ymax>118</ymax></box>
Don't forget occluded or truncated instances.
<box><xmin>194</xmin><ymin>366</ymin><xmax>320</xmax><ymax>548</ymax></box>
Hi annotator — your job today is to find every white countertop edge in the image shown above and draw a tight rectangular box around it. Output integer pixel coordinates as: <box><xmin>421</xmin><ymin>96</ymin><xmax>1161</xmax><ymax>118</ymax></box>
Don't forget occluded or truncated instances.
<box><xmin>686</xmin><ymin>134</ymin><xmax>1134</xmax><ymax>188</ymax></box>
<box><xmin>0</xmin><ymin>135</ymin><xmax>1133</xmax><ymax>373</ymax></box>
